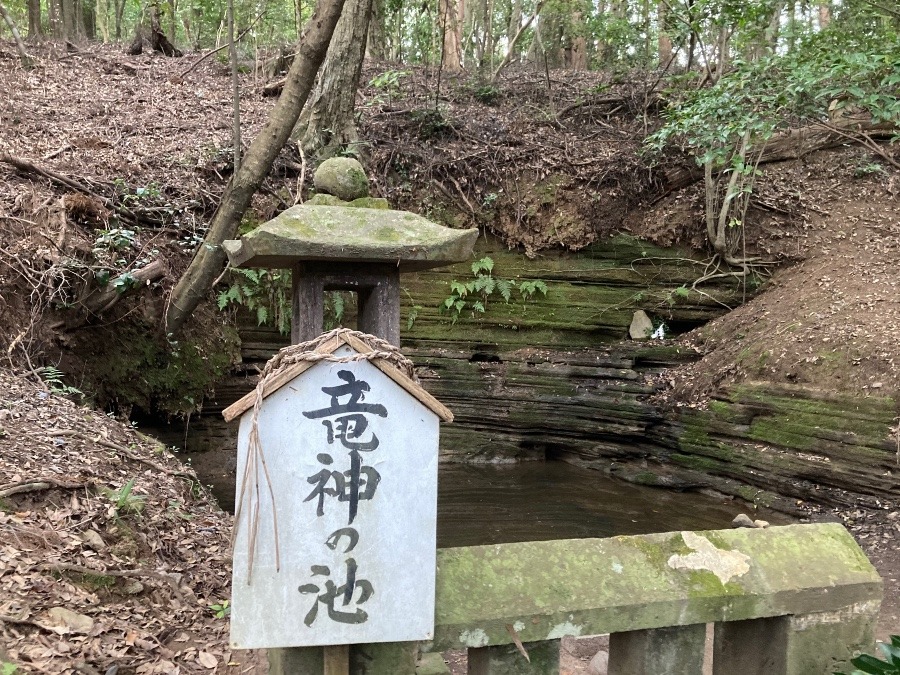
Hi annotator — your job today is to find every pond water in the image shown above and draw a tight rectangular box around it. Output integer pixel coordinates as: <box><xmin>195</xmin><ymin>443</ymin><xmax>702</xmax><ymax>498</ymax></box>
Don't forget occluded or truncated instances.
<box><xmin>436</xmin><ymin>462</ymin><xmax>790</xmax><ymax>548</ymax></box>
<box><xmin>167</xmin><ymin>431</ymin><xmax>790</xmax><ymax>548</ymax></box>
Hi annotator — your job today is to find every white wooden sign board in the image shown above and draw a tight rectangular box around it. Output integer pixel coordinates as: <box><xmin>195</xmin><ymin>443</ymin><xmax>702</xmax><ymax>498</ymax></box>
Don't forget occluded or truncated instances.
<box><xmin>230</xmin><ymin>345</ymin><xmax>439</xmax><ymax>649</ymax></box>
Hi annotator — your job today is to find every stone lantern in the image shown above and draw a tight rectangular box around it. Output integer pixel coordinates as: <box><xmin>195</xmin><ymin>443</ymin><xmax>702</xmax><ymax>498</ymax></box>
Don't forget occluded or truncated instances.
<box><xmin>222</xmin><ymin>158</ymin><xmax>478</xmax><ymax>346</ymax></box>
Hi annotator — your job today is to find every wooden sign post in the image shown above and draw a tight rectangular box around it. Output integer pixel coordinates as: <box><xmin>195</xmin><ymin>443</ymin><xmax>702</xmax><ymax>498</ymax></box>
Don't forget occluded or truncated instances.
<box><xmin>221</xmin><ymin>159</ymin><xmax>477</xmax><ymax>673</ymax></box>
<box><xmin>225</xmin><ymin>337</ymin><xmax>452</xmax><ymax>650</ymax></box>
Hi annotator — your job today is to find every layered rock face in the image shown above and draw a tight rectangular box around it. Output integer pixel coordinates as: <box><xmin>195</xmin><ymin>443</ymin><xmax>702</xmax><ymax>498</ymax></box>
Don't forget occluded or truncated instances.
<box><xmin>187</xmin><ymin>237</ymin><xmax>896</xmax><ymax>509</ymax></box>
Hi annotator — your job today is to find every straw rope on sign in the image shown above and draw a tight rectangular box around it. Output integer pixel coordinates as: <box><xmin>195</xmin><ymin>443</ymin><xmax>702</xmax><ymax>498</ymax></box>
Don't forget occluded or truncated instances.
<box><xmin>234</xmin><ymin>327</ymin><xmax>417</xmax><ymax>584</ymax></box>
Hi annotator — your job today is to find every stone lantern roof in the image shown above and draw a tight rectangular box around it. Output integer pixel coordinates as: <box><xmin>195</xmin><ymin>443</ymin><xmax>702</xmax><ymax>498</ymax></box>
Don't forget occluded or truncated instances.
<box><xmin>222</xmin><ymin>157</ymin><xmax>478</xmax><ymax>271</ymax></box>
<box><xmin>222</xmin><ymin>204</ymin><xmax>478</xmax><ymax>271</ymax></box>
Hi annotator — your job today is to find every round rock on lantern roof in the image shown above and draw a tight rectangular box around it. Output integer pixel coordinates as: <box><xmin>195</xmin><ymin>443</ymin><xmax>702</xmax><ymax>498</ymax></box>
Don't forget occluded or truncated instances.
<box><xmin>313</xmin><ymin>157</ymin><xmax>371</xmax><ymax>201</ymax></box>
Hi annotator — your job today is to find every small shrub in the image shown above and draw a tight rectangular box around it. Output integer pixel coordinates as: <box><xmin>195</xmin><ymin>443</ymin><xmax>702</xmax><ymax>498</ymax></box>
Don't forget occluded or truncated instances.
<box><xmin>102</xmin><ymin>478</ymin><xmax>145</xmax><ymax>518</ymax></box>
<box><xmin>837</xmin><ymin>635</ymin><xmax>900</xmax><ymax>674</ymax></box>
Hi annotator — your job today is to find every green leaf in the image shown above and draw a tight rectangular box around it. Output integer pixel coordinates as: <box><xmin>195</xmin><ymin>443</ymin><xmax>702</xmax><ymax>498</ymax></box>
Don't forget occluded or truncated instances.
<box><xmin>849</xmin><ymin>654</ymin><xmax>896</xmax><ymax>674</ymax></box>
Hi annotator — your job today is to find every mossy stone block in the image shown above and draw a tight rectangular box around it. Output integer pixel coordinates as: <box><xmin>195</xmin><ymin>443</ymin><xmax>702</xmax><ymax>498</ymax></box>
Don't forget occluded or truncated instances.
<box><xmin>416</xmin><ymin>652</ymin><xmax>451</xmax><ymax>675</ymax></box>
<box><xmin>306</xmin><ymin>194</ymin><xmax>390</xmax><ymax>209</ymax></box>
<box><xmin>429</xmin><ymin>524</ymin><xmax>880</xmax><ymax>651</ymax></box>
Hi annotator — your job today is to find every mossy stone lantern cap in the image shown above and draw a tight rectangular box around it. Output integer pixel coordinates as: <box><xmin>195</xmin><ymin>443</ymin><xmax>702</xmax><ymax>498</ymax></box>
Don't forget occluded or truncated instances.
<box><xmin>222</xmin><ymin>158</ymin><xmax>478</xmax><ymax>346</ymax></box>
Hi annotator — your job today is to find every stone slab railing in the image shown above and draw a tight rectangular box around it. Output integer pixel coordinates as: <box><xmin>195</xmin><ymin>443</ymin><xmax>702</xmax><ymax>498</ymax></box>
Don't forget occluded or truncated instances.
<box><xmin>267</xmin><ymin>523</ymin><xmax>881</xmax><ymax>675</ymax></box>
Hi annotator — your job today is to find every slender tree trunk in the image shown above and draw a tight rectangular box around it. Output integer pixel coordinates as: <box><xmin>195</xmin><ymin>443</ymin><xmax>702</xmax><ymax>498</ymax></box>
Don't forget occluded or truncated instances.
<box><xmin>818</xmin><ymin>0</ymin><xmax>830</xmax><ymax>28</ymax></box>
<box><xmin>228</xmin><ymin>0</ymin><xmax>241</xmax><ymax>172</ymax></box>
<box><xmin>113</xmin><ymin>0</ymin><xmax>124</xmax><ymax>38</ymax></box>
<box><xmin>367</xmin><ymin>0</ymin><xmax>386</xmax><ymax>59</ymax></box>
<box><xmin>61</xmin><ymin>0</ymin><xmax>76</xmax><ymax>39</ymax></box>
<box><xmin>569</xmin><ymin>10</ymin><xmax>587</xmax><ymax>70</ymax></box>
<box><xmin>96</xmin><ymin>0</ymin><xmax>109</xmax><ymax>41</ymax></box>
<box><xmin>439</xmin><ymin>0</ymin><xmax>463</xmax><ymax>73</ymax></box>
<box><xmin>685</xmin><ymin>0</ymin><xmax>696</xmax><ymax>70</ymax></box>
<box><xmin>657</xmin><ymin>0</ymin><xmax>672</xmax><ymax>66</ymax></box>
<box><xmin>0</xmin><ymin>0</ymin><xmax>32</xmax><ymax>67</ymax></box>
<box><xmin>48</xmin><ymin>0</ymin><xmax>61</xmax><ymax>36</ymax></box>
<box><xmin>295</xmin><ymin>0</ymin><xmax>372</xmax><ymax>158</ymax></box>
<box><xmin>164</xmin><ymin>0</ymin><xmax>346</xmax><ymax>335</ymax></box>
<box><xmin>79</xmin><ymin>0</ymin><xmax>96</xmax><ymax>39</ymax></box>
<box><xmin>26</xmin><ymin>0</ymin><xmax>42</xmax><ymax>37</ymax></box>
<box><xmin>506</xmin><ymin>0</ymin><xmax>520</xmax><ymax>45</ymax></box>
<box><xmin>171</xmin><ymin>0</ymin><xmax>178</xmax><ymax>43</ymax></box>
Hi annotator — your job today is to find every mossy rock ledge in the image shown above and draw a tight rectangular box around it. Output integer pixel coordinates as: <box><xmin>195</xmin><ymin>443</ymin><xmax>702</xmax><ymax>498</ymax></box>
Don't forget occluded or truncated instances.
<box><xmin>200</xmin><ymin>235</ymin><xmax>899</xmax><ymax>509</ymax></box>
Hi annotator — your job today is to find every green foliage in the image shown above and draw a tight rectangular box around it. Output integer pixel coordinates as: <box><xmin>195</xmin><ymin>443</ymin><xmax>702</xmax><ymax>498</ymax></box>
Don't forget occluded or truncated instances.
<box><xmin>441</xmin><ymin>257</ymin><xmax>548</xmax><ymax>323</ymax></box>
<box><xmin>2</xmin><ymin>662</ymin><xmax>18</xmax><ymax>675</ymax></box>
<box><xmin>76</xmin><ymin>320</ymin><xmax>238</xmax><ymax>417</ymax></box>
<box><xmin>473</xmin><ymin>85</ymin><xmax>500</xmax><ymax>105</ymax></box>
<box><xmin>409</xmin><ymin>109</ymin><xmax>452</xmax><ymax>140</ymax></box>
<box><xmin>218</xmin><ymin>268</ymin><xmax>291</xmax><ymax>335</ymax></box>
<box><xmin>209</xmin><ymin>599</ymin><xmax>231</xmax><ymax>619</ymax></box>
<box><xmin>519</xmin><ymin>279</ymin><xmax>548</xmax><ymax>302</ymax></box>
<box><xmin>648</xmin><ymin>21</ymin><xmax>900</xmax><ymax>167</ymax></box>
<box><xmin>837</xmin><ymin>635</ymin><xmax>900</xmax><ymax>674</ymax></box>
<box><xmin>369</xmin><ymin>69</ymin><xmax>410</xmax><ymax>106</ymax></box>
<box><xmin>324</xmin><ymin>291</ymin><xmax>350</xmax><ymax>330</ymax></box>
<box><xmin>93</xmin><ymin>228</ymin><xmax>137</xmax><ymax>253</ymax></box>
<box><xmin>37</xmin><ymin>366</ymin><xmax>84</xmax><ymax>398</ymax></box>
<box><xmin>854</xmin><ymin>160</ymin><xmax>886</xmax><ymax>178</ymax></box>
<box><xmin>102</xmin><ymin>478</ymin><xmax>146</xmax><ymax>517</ymax></box>
<box><xmin>666</xmin><ymin>285</ymin><xmax>692</xmax><ymax>307</ymax></box>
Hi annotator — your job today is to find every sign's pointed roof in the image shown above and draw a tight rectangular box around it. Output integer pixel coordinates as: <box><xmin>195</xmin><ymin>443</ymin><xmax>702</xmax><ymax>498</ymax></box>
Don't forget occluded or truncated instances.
<box><xmin>222</xmin><ymin>332</ymin><xmax>453</xmax><ymax>423</ymax></box>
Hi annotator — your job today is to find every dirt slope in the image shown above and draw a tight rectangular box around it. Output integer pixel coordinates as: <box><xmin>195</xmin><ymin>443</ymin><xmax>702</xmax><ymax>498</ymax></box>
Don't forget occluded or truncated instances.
<box><xmin>645</xmin><ymin>149</ymin><xmax>900</xmax><ymax>400</ymax></box>
<box><xmin>0</xmin><ymin>369</ymin><xmax>260</xmax><ymax>673</ymax></box>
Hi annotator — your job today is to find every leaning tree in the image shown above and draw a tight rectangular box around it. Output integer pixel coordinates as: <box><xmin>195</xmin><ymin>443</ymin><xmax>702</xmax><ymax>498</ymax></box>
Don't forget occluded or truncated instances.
<box><xmin>164</xmin><ymin>0</ymin><xmax>347</xmax><ymax>334</ymax></box>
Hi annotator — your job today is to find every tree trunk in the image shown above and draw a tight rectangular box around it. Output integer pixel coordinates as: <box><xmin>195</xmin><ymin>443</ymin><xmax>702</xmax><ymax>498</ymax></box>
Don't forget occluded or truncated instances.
<box><xmin>61</xmin><ymin>0</ymin><xmax>76</xmax><ymax>39</ymax></box>
<box><xmin>506</xmin><ymin>0</ymin><xmax>520</xmax><ymax>46</ymax></box>
<box><xmin>113</xmin><ymin>0</ymin><xmax>123</xmax><ymax>38</ymax></box>
<box><xmin>367</xmin><ymin>0</ymin><xmax>386</xmax><ymax>59</ymax></box>
<box><xmin>26</xmin><ymin>0</ymin><xmax>42</xmax><ymax>37</ymax></box>
<box><xmin>48</xmin><ymin>0</ymin><xmax>61</xmax><ymax>36</ymax></box>
<box><xmin>569</xmin><ymin>10</ymin><xmax>587</xmax><ymax>70</ymax></box>
<box><xmin>295</xmin><ymin>0</ymin><xmax>371</xmax><ymax>158</ymax></box>
<box><xmin>818</xmin><ymin>0</ymin><xmax>830</xmax><ymax>28</ymax></box>
<box><xmin>657</xmin><ymin>0</ymin><xmax>672</xmax><ymax>66</ymax></box>
<box><xmin>492</xmin><ymin>0</ymin><xmax>541</xmax><ymax>81</ymax></box>
<box><xmin>79</xmin><ymin>0</ymin><xmax>96</xmax><ymax>39</ymax></box>
<box><xmin>164</xmin><ymin>0</ymin><xmax>346</xmax><ymax>335</ymax></box>
<box><xmin>0</xmin><ymin>0</ymin><xmax>32</xmax><ymax>67</ymax></box>
<box><xmin>439</xmin><ymin>0</ymin><xmax>463</xmax><ymax>73</ymax></box>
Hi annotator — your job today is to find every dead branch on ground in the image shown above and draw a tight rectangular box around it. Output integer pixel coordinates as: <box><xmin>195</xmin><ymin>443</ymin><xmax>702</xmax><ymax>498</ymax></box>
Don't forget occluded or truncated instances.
<box><xmin>0</xmin><ymin>478</ymin><xmax>86</xmax><ymax>498</ymax></box>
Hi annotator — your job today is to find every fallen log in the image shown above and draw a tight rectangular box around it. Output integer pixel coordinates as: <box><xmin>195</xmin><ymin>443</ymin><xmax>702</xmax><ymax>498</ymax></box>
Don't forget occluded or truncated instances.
<box><xmin>77</xmin><ymin>257</ymin><xmax>168</xmax><ymax>317</ymax></box>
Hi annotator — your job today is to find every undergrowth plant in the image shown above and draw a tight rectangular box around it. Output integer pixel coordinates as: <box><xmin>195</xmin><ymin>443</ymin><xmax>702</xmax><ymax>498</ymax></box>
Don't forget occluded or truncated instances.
<box><xmin>37</xmin><ymin>366</ymin><xmax>84</xmax><ymax>399</ymax></box>
<box><xmin>209</xmin><ymin>599</ymin><xmax>231</xmax><ymax>619</ymax></box>
<box><xmin>441</xmin><ymin>257</ymin><xmax>548</xmax><ymax>323</ymax></box>
<box><xmin>837</xmin><ymin>635</ymin><xmax>900</xmax><ymax>674</ymax></box>
<box><xmin>218</xmin><ymin>268</ymin><xmax>291</xmax><ymax>335</ymax></box>
<box><xmin>217</xmin><ymin>268</ymin><xmax>349</xmax><ymax>334</ymax></box>
<box><xmin>102</xmin><ymin>478</ymin><xmax>145</xmax><ymax>518</ymax></box>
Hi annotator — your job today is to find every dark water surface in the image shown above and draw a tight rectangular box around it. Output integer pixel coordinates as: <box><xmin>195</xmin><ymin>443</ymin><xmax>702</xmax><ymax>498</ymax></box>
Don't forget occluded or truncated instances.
<box><xmin>173</xmin><ymin>435</ymin><xmax>791</xmax><ymax>548</ymax></box>
<box><xmin>436</xmin><ymin>462</ymin><xmax>789</xmax><ymax>548</ymax></box>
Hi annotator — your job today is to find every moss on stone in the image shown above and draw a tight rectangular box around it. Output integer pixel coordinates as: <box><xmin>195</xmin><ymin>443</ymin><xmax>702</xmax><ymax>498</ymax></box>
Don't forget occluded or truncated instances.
<box><xmin>312</xmin><ymin>157</ymin><xmax>370</xmax><ymax>201</ymax></box>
